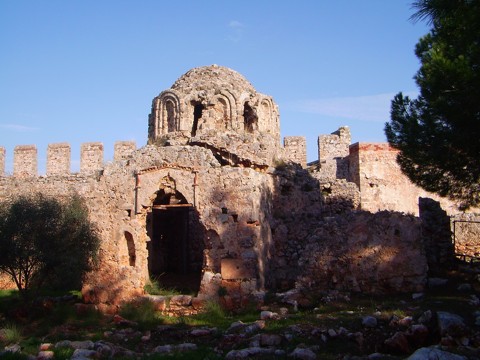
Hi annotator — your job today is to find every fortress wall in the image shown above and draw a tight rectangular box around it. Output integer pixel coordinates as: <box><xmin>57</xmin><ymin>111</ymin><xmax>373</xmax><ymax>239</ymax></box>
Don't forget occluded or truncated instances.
<box><xmin>349</xmin><ymin>142</ymin><xmax>462</xmax><ymax>216</ymax></box>
<box><xmin>81</xmin><ymin>142</ymin><xmax>104</xmax><ymax>175</ymax></box>
<box><xmin>0</xmin><ymin>147</ymin><xmax>5</xmax><ymax>177</ymax></box>
<box><xmin>47</xmin><ymin>143</ymin><xmax>71</xmax><ymax>176</ymax></box>
<box><xmin>348</xmin><ymin>142</ymin><xmax>419</xmax><ymax>214</ymax></box>
<box><xmin>14</xmin><ymin>145</ymin><xmax>37</xmax><ymax>178</ymax></box>
<box><xmin>1</xmin><ymin>142</ymin><xmax>135</xmax><ymax>178</ymax></box>
<box><xmin>283</xmin><ymin>136</ymin><xmax>306</xmax><ymax>168</ymax></box>
<box><xmin>318</xmin><ymin>126</ymin><xmax>351</xmax><ymax>179</ymax></box>
<box><xmin>114</xmin><ymin>141</ymin><xmax>137</xmax><ymax>162</ymax></box>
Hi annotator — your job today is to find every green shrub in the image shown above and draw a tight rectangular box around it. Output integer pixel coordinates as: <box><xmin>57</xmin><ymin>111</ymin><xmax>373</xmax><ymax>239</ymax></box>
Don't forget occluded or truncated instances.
<box><xmin>0</xmin><ymin>194</ymin><xmax>100</xmax><ymax>300</ymax></box>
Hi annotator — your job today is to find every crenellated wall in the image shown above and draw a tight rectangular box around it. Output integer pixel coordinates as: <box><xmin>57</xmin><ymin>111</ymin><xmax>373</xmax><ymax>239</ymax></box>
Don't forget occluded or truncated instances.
<box><xmin>1</xmin><ymin>141</ymin><xmax>137</xmax><ymax>178</ymax></box>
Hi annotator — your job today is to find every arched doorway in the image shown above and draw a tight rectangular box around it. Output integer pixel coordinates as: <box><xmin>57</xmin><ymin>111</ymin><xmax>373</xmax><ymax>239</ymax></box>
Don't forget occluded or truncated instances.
<box><xmin>146</xmin><ymin>185</ymin><xmax>204</xmax><ymax>294</ymax></box>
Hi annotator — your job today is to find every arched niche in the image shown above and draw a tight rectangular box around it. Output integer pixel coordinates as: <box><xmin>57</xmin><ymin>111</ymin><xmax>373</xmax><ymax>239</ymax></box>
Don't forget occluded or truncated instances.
<box><xmin>157</xmin><ymin>91</ymin><xmax>181</xmax><ymax>136</ymax></box>
<box><xmin>258</xmin><ymin>98</ymin><xmax>273</xmax><ymax>133</ymax></box>
<box><xmin>216</xmin><ymin>90</ymin><xmax>236</xmax><ymax>130</ymax></box>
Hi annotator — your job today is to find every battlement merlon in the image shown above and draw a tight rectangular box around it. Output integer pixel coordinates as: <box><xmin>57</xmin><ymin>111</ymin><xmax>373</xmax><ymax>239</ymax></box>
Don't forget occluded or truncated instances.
<box><xmin>283</xmin><ymin>136</ymin><xmax>307</xmax><ymax>168</ymax></box>
<box><xmin>114</xmin><ymin>141</ymin><xmax>137</xmax><ymax>162</ymax></box>
<box><xmin>317</xmin><ymin>126</ymin><xmax>351</xmax><ymax>179</ymax></box>
<box><xmin>14</xmin><ymin>145</ymin><xmax>37</xmax><ymax>178</ymax></box>
<box><xmin>47</xmin><ymin>143</ymin><xmax>71</xmax><ymax>176</ymax></box>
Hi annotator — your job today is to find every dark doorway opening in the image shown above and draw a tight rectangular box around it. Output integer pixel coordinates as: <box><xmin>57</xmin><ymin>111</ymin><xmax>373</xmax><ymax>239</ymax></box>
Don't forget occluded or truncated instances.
<box><xmin>147</xmin><ymin>188</ymin><xmax>204</xmax><ymax>294</ymax></box>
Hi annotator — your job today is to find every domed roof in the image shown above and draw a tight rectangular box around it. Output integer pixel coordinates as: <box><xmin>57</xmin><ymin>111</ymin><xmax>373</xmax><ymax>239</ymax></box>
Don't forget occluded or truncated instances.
<box><xmin>171</xmin><ymin>64</ymin><xmax>256</xmax><ymax>94</ymax></box>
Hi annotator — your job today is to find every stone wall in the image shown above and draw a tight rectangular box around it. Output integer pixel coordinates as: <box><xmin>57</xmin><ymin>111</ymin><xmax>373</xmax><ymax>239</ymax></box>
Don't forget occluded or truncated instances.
<box><xmin>451</xmin><ymin>213</ymin><xmax>480</xmax><ymax>260</ymax></box>
<box><xmin>419</xmin><ymin>197</ymin><xmax>454</xmax><ymax>275</ymax></box>
<box><xmin>348</xmin><ymin>142</ymin><xmax>462</xmax><ymax>216</ymax></box>
<box><xmin>81</xmin><ymin>142</ymin><xmax>104</xmax><ymax>175</ymax></box>
<box><xmin>283</xmin><ymin>136</ymin><xmax>306</xmax><ymax>168</ymax></box>
<box><xmin>0</xmin><ymin>137</ymin><xmax>433</xmax><ymax>305</ymax></box>
<box><xmin>114</xmin><ymin>141</ymin><xmax>136</xmax><ymax>162</ymax></box>
<box><xmin>47</xmin><ymin>143</ymin><xmax>71</xmax><ymax>176</ymax></box>
<box><xmin>318</xmin><ymin>126</ymin><xmax>351</xmax><ymax>179</ymax></box>
<box><xmin>296</xmin><ymin>211</ymin><xmax>426</xmax><ymax>295</ymax></box>
<box><xmin>14</xmin><ymin>145</ymin><xmax>37</xmax><ymax>178</ymax></box>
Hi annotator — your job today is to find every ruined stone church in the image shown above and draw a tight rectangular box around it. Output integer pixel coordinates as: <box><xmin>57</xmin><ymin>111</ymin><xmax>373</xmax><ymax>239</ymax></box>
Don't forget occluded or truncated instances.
<box><xmin>0</xmin><ymin>65</ymin><xmax>473</xmax><ymax>310</ymax></box>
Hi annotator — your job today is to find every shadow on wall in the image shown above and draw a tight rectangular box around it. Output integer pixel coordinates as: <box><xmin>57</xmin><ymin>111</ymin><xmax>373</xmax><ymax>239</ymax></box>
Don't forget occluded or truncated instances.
<box><xmin>199</xmin><ymin>161</ymin><xmax>434</xmax><ymax>307</ymax></box>
<box><xmin>419</xmin><ymin>197</ymin><xmax>455</xmax><ymax>276</ymax></box>
<box><xmin>267</xmin><ymin>162</ymin><xmax>430</xmax><ymax>299</ymax></box>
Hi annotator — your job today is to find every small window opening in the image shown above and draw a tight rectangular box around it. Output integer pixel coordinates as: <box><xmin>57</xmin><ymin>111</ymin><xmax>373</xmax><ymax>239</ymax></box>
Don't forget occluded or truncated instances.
<box><xmin>243</xmin><ymin>102</ymin><xmax>258</xmax><ymax>133</ymax></box>
<box><xmin>166</xmin><ymin>101</ymin><xmax>176</xmax><ymax>132</ymax></box>
<box><xmin>192</xmin><ymin>102</ymin><xmax>204</xmax><ymax>136</ymax></box>
<box><xmin>125</xmin><ymin>231</ymin><xmax>136</xmax><ymax>267</ymax></box>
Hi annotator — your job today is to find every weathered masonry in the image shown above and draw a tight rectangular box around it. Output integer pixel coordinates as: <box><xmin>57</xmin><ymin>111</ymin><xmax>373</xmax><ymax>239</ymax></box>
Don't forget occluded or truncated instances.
<box><xmin>0</xmin><ymin>65</ymin><xmax>472</xmax><ymax>309</ymax></box>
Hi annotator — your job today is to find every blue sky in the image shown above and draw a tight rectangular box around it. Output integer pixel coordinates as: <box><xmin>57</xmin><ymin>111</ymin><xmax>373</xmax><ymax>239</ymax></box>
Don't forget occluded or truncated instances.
<box><xmin>0</xmin><ymin>1</ymin><xmax>429</xmax><ymax>173</ymax></box>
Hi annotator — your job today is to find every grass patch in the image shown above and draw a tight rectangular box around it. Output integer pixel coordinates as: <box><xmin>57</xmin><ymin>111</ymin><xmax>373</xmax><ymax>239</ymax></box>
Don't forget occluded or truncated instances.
<box><xmin>144</xmin><ymin>278</ymin><xmax>183</xmax><ymax>297</ymax></box>
<box><xmin>1</xmin><ymin>323</ymin><xmax>22</xmax><ymax>344</ymax></box>
<box><xmin>119</xmin><ymin>299</ymin><xmax>164</xmax><ymax>329</ymax></box>
<box><xmin>185</xmin><ymin>300</ymin><xmax>229</xmax><ymax>328</ymax></box>
<box><xmin>53</xmin><ymin>346</ymin><xmax>75</xmax><ymax>360</ymax></box>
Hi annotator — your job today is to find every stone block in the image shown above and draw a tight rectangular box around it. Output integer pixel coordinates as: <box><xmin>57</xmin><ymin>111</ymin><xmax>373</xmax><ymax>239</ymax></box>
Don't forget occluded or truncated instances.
<box><xmin>221</xmin><ymin>259</ymin><xmax>255</xmax><ymax>280</ymax></box>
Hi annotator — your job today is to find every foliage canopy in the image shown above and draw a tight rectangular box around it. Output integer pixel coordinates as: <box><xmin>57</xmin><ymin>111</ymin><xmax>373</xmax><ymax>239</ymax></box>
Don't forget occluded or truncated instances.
<box><xmin>0</xmin><ymin>193</ymin><xmax>100</xmax><ymax>299</ymax></box>
<box><xmin>385</xmin><ymin>0</ymin><xmax>480</xmax><ymax>209</ymax></box>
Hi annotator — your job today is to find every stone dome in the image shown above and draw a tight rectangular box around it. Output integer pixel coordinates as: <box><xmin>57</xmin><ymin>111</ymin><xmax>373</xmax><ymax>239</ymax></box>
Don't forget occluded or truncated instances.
<box><xmin>148</xmin><ymin>65</ymin><xmax>280</xmax><ymax>162</ymax></box>
<box><xmin>171</xmin><ymin>65</ymin><xmax>256</xmax><ymax>95</ymax></box>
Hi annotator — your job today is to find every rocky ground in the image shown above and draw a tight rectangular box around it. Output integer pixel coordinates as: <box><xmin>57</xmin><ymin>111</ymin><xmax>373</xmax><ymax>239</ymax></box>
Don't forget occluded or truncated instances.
<box><xmin>2</xmin><ymin>268</ymin><xmax>480</xmax><ymax>359</ymax></box>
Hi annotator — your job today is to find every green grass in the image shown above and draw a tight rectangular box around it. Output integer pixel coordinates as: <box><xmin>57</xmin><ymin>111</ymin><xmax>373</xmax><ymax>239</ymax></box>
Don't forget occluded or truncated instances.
<box><xmin>1</xmin><ymin>323</ymin><xmax>23</xmax><ymax>344</ymax></box>
<box><xmin>0</xmin><ymin>270</ymin><xmax>478</xmax><ymax>359</ymax></box>
<box><xmin>144</xmin><ymin>278</ymin><xmax>183</xmax><ymax>297</ymax></box>
<box><xmin>119</xmin><ymin>299</ymin><xmax>165</xmax><ymax>330</ymax></box>
<box><xmin>52</xmin><ymin>346</ymin><xmax>75</xmax><ymax>360</ymax></box>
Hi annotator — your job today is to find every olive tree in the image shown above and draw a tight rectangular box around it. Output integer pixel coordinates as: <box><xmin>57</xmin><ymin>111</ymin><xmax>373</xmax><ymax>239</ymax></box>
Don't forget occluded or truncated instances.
<box><xmin>0</xmin><ymin>193</ymin><xmax>100</xmax><ymax>299</ymax></box>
